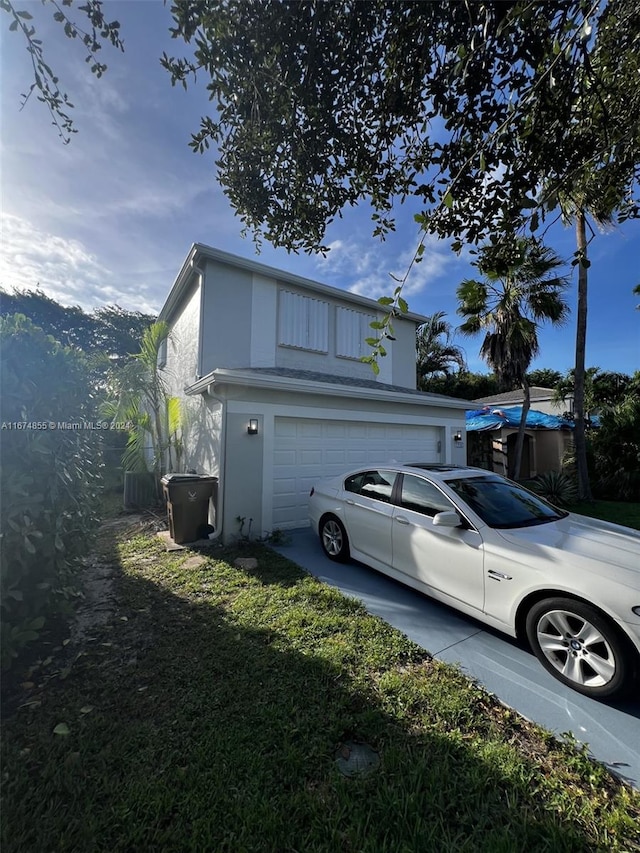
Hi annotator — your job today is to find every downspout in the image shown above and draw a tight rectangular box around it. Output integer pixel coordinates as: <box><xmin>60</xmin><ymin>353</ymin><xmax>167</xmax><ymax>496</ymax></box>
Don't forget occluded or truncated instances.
<box><xmin>190</xmin><ymin>259</ymin><xmax>206</xmax><ymax>380</ymax></box>
<box><xmin>201</xmin><ymin>380</ymin><xmax>226</xmax><ymax>543</ymax></box>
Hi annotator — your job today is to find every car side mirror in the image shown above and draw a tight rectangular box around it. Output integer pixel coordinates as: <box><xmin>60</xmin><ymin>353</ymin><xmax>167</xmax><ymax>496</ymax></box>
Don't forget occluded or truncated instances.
<box><xmin>433</xmin><ymin>510</ymin><xmax>462</xmax><ymax>528</ymax></box>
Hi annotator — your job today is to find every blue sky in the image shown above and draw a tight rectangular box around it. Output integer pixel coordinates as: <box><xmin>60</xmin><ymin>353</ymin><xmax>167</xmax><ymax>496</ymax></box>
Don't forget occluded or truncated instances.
<box><xmin>1</xmin><ymin>1</ymin><xmax>638</xmax><ymax>376</ymax></box>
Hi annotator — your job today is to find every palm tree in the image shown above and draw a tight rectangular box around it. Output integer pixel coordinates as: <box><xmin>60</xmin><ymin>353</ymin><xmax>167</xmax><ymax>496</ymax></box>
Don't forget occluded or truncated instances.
<box><xmin>416</xmin><ymin>312</ymin><xmax>466</xmax><ymax>388</ymax></box>
<box><xmin>103</xmin><ymin>321</ymin><xmax>183</xmax><ymax>495</ymax></box>
<box><xmin>457</xmin><ymin>237</ymin><xmax>570</xmax><ymax>479</ymax></box>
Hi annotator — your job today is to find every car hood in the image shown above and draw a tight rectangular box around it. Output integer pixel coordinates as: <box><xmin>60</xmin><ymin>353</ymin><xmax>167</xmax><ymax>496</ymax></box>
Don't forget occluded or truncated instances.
<box><xmin>495</xmin><ymin>512</ymin><xmax>640</xmax><ymax>584</ymax></box>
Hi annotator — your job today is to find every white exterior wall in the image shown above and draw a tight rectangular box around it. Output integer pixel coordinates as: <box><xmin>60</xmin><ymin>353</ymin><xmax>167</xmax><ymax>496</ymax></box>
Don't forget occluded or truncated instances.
<box><xmin>250</xmin><ymin>274</ymin><xmax>278</xmax><ymax>366</ymax></box>
<box><xmin>164</xmin><ymin>278</ymin><xmax>201</xmax><ymax>393</ymax></box>
<box><xmin>200</xmin><ymin>260</ymin><xmax>254</xmax><ymax>373</ymax></box>
<box><xmin>162</xmin><ymin>278</ymin><xmax>223</xmax><ymax>481</ymax></box>
<box><xmin>194</xmin><ymin>262</ymin><xmax>417</xmax><ymax>388</ymax></box>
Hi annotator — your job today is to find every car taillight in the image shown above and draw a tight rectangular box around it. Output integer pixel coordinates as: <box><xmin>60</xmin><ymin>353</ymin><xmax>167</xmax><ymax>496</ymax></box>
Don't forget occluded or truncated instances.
<box><xmin>309</xmin><ymin>487</ymin><xmax>315</xmax><ymax>497</ymax></box>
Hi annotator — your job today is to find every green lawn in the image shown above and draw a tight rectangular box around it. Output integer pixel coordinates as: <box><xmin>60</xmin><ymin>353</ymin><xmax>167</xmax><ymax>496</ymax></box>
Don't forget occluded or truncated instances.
<box><xmin>2</xmin><ymin>514</ymin><xmax>639</xmax><ymax>852</ymax></box>
<box><xmin>569</xmin><ymin>499</ymin><xmax>640</xmax><ymax>530</ymax></box>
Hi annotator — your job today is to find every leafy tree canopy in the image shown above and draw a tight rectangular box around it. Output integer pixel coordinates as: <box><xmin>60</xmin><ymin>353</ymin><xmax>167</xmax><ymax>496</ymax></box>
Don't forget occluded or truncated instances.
<box><xmin>161</xmin><ymin>0</ymin><xmax>640</xmax><ymax>253</ymax></box>
<box><xmin>421</xmin><ymin>371</ymin><xmax>500</xmax><ymax>402</ymax></box>
<box><xmin>0</xmin><ymin>288</ymin><xmax>156</xmax><ymax>364</ymax></box>
<box><xmin>526</xmin><ymin>368</ymin><xmax>564</xmax><ymax>389</ymax></box>
<box><xmin>554</xmin><ymin>367</ymin><xmax>634</xmax><ymax>411</ymax></box>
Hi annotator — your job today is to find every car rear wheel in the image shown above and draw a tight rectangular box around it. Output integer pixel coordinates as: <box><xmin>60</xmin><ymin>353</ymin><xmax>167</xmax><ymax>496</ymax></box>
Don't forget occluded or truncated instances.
<box><xmin>320</xmin><ymin>515</ymin><xmax>350</xmax><ymax>562</ymax></box>
<box><xmin>525</xmin><ymin>597</ymin><xmax>633</xmax><ymax>698</ymax></box>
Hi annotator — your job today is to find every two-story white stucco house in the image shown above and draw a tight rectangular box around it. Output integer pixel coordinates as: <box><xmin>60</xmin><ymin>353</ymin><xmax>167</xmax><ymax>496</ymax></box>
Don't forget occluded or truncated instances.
<box><xmin>158</xmin><ymin>244</ymin><xmax>470</xmax><ymax>542</ymax></box>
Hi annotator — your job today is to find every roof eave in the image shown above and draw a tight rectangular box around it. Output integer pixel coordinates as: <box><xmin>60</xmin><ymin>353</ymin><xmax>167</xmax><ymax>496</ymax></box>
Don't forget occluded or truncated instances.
<box><xmin>186</xmin><ymin>368</ymin><xmax>470</xmax><ymax>410</ymax></box>
<box><xmin>160</xmin><ymin>243</ymin><xmax>430</xmax><ymax>324</ymax></box>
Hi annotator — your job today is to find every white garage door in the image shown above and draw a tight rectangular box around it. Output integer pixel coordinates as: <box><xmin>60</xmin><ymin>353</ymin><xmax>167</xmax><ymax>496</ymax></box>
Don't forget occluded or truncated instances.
<box><xmin>272</xmin><ymin>417</ymin><xmax>441</xmax><ymax>529</ymax></box>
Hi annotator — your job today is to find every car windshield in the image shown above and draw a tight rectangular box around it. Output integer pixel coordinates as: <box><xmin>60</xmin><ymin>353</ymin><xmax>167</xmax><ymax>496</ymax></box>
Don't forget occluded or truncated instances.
<box><xmin>445</xmin><ymin>475</ymin><xmax>568</xmax><ymax>529</ymax></box>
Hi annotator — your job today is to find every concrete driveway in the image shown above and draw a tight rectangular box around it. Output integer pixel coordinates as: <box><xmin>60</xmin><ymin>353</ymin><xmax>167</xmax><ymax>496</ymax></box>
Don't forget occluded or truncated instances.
<box><xmin>271</xmin><ymin>529</ymin><xmax>640</xmax><ymax>789</ymax></box>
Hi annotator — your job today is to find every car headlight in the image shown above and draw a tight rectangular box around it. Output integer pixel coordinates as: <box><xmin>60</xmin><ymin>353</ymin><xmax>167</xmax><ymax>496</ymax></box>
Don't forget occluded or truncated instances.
<box><xmin>632</xmin><ymin>606</ymin><xmax>640</xmax><ymax>617</ymax></box>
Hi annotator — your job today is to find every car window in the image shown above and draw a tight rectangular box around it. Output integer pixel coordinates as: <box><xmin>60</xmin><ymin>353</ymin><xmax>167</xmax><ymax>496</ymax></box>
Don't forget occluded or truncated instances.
<box><xmin>446</xmin><ymin>476</ymin><xmax>567</xmax><ymax>528</ymax></box>
<box><xmin>345</xmin><ymin>470</ymin><xmax>397</xmax><ymax>504</ymax></box>
<box><xmin>399</xmin><ymin>474</ymin><xmax>455</xmax><ymax>517</ymax></box>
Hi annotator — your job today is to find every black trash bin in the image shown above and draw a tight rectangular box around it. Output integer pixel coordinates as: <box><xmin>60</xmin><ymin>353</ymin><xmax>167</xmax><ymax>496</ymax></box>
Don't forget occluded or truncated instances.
<box><xmin>161</xmin><ymin>474</ymin><xmax>218</xmax><ymax>544</ymax></box>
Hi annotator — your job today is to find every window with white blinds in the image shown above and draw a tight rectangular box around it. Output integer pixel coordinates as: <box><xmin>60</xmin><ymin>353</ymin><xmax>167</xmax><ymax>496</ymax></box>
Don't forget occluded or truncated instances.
<box><xmin>336</xmin><ymin>307</ymin><xmax>376</xmax><ymax>359</ymax></box>
<box><xmin>278</xmin><ymin>290</ymin><xmax>329</xmax><ymax>352</ymax></box>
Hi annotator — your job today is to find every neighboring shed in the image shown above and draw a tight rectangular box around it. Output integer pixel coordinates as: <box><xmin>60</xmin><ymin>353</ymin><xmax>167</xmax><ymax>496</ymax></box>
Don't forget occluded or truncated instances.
<box><xmin>472</xmin><ymin>386</ymin><xmax>573</xmax><ymax>417</ymax></box>
<box><xmin>466</xmin><ymin>406</ymin><xmax>575</xmax><ymax>478</ymax></box>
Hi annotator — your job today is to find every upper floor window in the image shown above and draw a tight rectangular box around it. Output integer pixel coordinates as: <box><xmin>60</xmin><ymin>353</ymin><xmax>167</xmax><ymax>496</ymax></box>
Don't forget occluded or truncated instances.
<box><xmin>278</xmin><ymin>290</ymin><xmax>329</xmax><ymax>352</ymax></box>
<box><xmin>336</xmin><ymin>307</ymin><xmax>376</xmax><ymax>359</ymax></box>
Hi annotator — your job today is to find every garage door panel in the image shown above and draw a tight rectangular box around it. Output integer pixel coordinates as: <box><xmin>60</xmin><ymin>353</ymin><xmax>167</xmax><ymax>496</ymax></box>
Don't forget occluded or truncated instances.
<box><xmin>273</xmin><ymin>478</ymin><xmax>296</xmax><ymax>495</ymax></box>
<box><xmin>274</xmin><ymin>420</ymin><xmax>297</xmax><ymax>438</ymax></box>
<box><xmin>274</xmin><ymin>450</ymin><xmax>297</xmax><ymax>467</ymax></box>
<box><xmin>325</xmin><ymin>423</ymin><xmax>348</xmax><ymax>438</ymax></box>
<box><xmin>300</xmin><ymin>449</ymin><xmax>323</xmax><ymax>465</ymax></box>
<box><xmin>272</xmin><ymin>417</ymin><xmax>442</xmax><ymax>530</ymax></box>
<box><xmin>298</xmin><ymin>422</ymin><xmax>323</xmax><ymax>438</ymax></box>
<box><xmin>346</xmin><ymin>424</ymin><xmax>367</xmax><ymax>439</ymax></box>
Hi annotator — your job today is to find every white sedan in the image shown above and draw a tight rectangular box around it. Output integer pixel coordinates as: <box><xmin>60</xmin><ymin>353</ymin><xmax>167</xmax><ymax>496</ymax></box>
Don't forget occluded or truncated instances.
<box><xmin>309</xmin><ymin>464</ymin><xmax>640</xmax><ymax>699</ymax></box>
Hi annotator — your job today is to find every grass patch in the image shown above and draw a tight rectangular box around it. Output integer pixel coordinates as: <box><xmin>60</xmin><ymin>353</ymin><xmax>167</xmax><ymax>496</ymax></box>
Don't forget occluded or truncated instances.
<box><xmin>2</xmin><ymin>518</ymin><xmax>639</xmax><ymax>852</ymax></box>
<box><xmin>569</xmin><ymin>500</ymin><xmax>640</xmax><ymax>530</ymax></box>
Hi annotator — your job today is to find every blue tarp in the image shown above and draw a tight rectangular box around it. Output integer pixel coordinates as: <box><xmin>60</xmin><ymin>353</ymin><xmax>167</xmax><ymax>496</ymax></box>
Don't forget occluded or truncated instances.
<box><xmin>466</xmin><ymin>406</ymin><xmax>574</xmax><ymax>432</ymax></box>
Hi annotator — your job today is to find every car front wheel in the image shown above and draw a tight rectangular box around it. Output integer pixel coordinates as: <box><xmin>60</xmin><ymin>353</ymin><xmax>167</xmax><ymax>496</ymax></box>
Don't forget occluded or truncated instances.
<box><xmin>525</xmin><ymin>597</ymin><xmax>633</xmax><ymax>698</ymax></box>
<box><xmin>320</xmin><ymin>515</ymin><xmax>350</xmax><ymax>563</ymax></box>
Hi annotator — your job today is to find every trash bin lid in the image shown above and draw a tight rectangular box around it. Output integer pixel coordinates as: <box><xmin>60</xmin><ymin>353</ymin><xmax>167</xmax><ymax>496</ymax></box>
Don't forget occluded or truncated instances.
<box><xmin>161</xmin><ymin>473</ymin><xmax>217</xmax><ymax>484</ymax></box>
<box><xmin>161</xmin><ymin>473</ymin><xmax>201</xmax><ymax>484</ymax></box>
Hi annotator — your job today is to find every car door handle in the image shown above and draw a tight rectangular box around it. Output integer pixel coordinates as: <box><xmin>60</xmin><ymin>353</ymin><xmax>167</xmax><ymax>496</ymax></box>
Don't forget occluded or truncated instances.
<box><xmin>346</xmin><ymin>499</ymin><xmax>355</xmax><ymax>505</ymax></box>
<box><xmin>395</xmin><ymin>516</ymin><xmax>411</xmax><ymax>525</ymax></box>
<box><xmin>487</xmin><ymin>569</ymin><xmax>512</xmax><ymax>580</ymax></box>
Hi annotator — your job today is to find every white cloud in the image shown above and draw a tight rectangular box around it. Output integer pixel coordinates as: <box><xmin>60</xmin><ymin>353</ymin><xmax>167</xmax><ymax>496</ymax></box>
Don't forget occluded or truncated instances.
<box><xmin>0</xmin><ymin>213</ymin><xmax>157</xmax><ymax>314</ymax></box>
<box><xmin>316</xmin><ymin>239</ymin><xmax>377</xmax><ymax>276</ymax></box>
<box><xmin>346</xmin><ymin>235</ymin><xmax>455</xmax><ymax>302</ymax></box>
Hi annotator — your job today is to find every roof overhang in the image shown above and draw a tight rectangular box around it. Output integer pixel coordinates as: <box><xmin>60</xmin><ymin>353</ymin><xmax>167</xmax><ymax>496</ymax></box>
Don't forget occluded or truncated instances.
<box><xmin>186</xmin><ymin>368</ymin><xmax>470</xmax><ymax>410</ymax></box>
<box><xmin>159</xmin><ymin>243</ymin><xmax>430</xmax><ymax>325</ymax></box>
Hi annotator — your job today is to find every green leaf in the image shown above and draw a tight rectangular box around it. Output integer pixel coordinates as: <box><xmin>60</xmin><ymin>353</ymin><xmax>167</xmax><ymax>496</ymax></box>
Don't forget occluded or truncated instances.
<box><xmin>443</xmin><ymin>191</ymin><xmax>453</xmax><ymax>209</ymax></box>
<box><xmin>397</xmin><ymin>297</ymin><xmax>409</xmax><ymax>314</ymax></box>
<box><xmin>53</xmin><ymin>722</ymin><xmax>70</xmax><ymax>736</ymax></box>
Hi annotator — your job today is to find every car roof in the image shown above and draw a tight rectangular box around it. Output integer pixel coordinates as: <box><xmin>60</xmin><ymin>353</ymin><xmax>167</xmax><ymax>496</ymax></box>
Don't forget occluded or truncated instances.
<box><xmin>338</xmin><ymin>463</ymin><xmax>494</xmax><ymax>482</ymax></box>
<box><xmin>402</xmin><ymin>463</ymin><xmax>492</xmax><ymax>480</ymax></box>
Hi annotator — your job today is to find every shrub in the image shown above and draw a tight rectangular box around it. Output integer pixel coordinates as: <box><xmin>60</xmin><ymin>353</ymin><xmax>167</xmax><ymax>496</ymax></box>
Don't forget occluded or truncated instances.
<box><xmin>531</xmin><ymin>470</ymin><xmax>578</xmax><ymax>506</ymax></box>
<box><xmin>591</xmin><ymin>385</ymin><xmax>640</xmax><ymax>501</ymax></box>
<box><xmin>0</xmin><ymin>315</ymin><xmax>103</xmax><ymax>669</ymax></box>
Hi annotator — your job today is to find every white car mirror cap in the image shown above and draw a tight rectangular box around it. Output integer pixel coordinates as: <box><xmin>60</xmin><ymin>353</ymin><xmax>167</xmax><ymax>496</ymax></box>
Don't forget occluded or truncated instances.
<box><xmin>433</xmin><ymin>510</ymin><xmax>462</xmax><ymax>528</ymax></box>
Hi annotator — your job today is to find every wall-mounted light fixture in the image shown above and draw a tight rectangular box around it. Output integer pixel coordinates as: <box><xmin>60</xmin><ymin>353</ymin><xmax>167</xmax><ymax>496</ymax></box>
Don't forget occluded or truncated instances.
<box><xmin>453</xmin><ymin>430</ymin><xmax>463</xmax><ymax>443</ymax></box>
<box><xmin>247</xmin><ymin>419</ymin><xmax>259</xmax><ymax>435</ymax></box>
